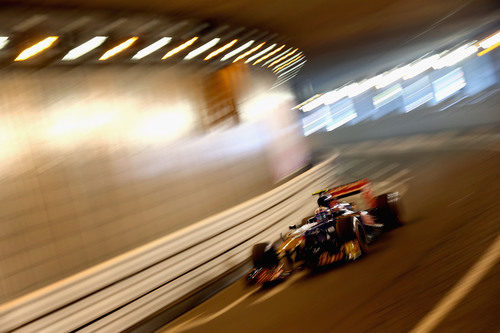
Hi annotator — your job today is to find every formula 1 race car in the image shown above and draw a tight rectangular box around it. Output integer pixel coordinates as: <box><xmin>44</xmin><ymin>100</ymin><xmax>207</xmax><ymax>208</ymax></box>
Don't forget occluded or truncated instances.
<box><xmin>247</xmin><ymin>178</ymin><xmax>402</xmax><ymax>285</ymax></box>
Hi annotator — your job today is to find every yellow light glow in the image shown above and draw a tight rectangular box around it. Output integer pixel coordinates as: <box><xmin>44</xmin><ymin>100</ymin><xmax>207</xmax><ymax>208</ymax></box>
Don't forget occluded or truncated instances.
<box><xmin>273</xmin><ymin>55</ymin><xmax>304</xmax><ymax>73</ymax></box>
<box><xmin>268</xmin><ymin>49</ymin><xmax>298</xmax><ymax>68</ymax></box>
<box><xmin>253</xmin><ymin>45</ymin><xmax>284</xmax><ymax>65</ymax></box>
<box><xmin>233</xmin><ymin>42</ymin><xmax>265</xmax><ymax>62</ymax></box>
<box><xmin>162</xmin><ymin>37</ymin><xmax>198</xmax><ymax>59</ymax></box>
<box><xmin>99</xmin><ymin>37</ymin><xmax>138</xmax><ymax>60</ymax></box>
<box><xmin>477</xmin><ymin>41</ymin><xmax>500</xmax><ymax>56</ymax></box>
<box><xmin>14</xmin><ymin>36</ymin><xmax>59</xmax><ymax>61</ymax></box>
<box><xmin>204</xmin><ymin>39</ymin><xmax>238</xmax><ymax>60</ymax></box>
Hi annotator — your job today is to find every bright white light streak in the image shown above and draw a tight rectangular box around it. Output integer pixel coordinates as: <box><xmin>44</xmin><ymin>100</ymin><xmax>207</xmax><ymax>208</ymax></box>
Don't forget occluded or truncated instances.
<box><xmin>245</xmin><ymin>44</ymin><xmax>276</xmax><ymax>63</ymax></box>
<box><xmin>263</xmin><ymin>47</ymin><xmax>292</xmax><ymax>66</ymax></box>
<box><xmin>233</xmin><ymin>42</ymin><xmax>264</xmax><ymax>62</ymax></box>
<box><xmin>254</xmin><ymin>45</ymin><xmax>285</xmax><ymax>65</ymax></box>
<box><xmin>326</xmin><ymin>113</ymin><xmax>357</xmax><ymax>131</ymax></box>
<box><xmin>403</xmin><ymin>54</ymin><xmax>439</xmax><ymax>80</ymax></box>
<box><xmin>220</xmin><ymin>40</ymin><xmax>254</xmax><ymax>61</ymax></box>
<box><xmin>184</xmin><ymin>38</ymin><xmax>220</xmax><ymax>60</ymax></box>
<box><xmin>478</xmin><ymin>31</ymin><xmax>500</xmax><ymax>49</ymax></box>
<box><xmin>62</xmin><ymin>36</ymin><xmax>108</xmax><ymax>60</ymax></box>
<box><xmin>132</xmin><ymin>37</ymin><xmax>171</xmax><ymax>60</ymax></box>
<box><xmin>278</xmin><ymin>60</ymin><xmax>306</xmax><ymax>77</ymax></box>
<box><xmin>432</xmin><ymin>44</ymin><xmax>477</xmax><ymax>69</ymax></box>
<box><xmin>0</xmin><ymin>37</ymin><xmax>9</xmax><ymax>50</ymax></box>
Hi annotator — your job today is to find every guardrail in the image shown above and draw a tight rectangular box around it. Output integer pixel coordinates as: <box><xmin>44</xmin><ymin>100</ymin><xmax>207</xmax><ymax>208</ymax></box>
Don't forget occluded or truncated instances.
<box><xmin>0</xmin><ymin>155</ymin><xmax>338</xmax><ymax>332</ymax></box>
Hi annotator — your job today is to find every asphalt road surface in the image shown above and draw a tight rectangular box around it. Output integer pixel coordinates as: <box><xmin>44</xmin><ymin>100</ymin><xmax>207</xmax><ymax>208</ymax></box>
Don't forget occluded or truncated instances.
<box><xmin>159</xmin><ymin>131</ymin><xmax>500</xmax><ymax>333</ymax></box>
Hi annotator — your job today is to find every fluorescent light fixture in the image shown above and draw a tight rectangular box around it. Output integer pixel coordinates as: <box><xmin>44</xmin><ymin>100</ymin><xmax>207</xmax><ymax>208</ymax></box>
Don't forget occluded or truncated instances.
<box><xmin>162</xmin><ymin>37</ymin><xmax>198</xmax><ymax>59</ymax></box>
<box><xmin>0</xmin><ymin>37</ymin><xmax>9</xmax><ymax>50</ymax></box>
<box><xmin>99</xmin><ymin>37</ymin><xmax>138</xmax><ymax>61</ymax></box>
<box><xmin>403</xmin><ymin>54</ymin><xmax>439</xmax><ymax>80</ymax></box>
<box><xmin>477</xmin><ymin>42</ymin><xmax>499</xmax><ymax>56</ymax></box>
<box><xmin>278</xmin><ymin>60</ymin><xmax>306</xmax><ymax>77</ymax></box>
<box><xmin>263</xmin><ymin>47</ymin><xmax>291</xmax><ymax>66</ymax></box>
<box><xmin>220</xmin><ymin>40</ymin><xmax>254</xmax><ymax>61</ymax></box>
<box><xmin>268</xmin><ymin>48</ymin><xmax>297</xmax><ymax>67</ymax></box>
<box><xmin>273</xmin><ymin>54</ymin><xmax>303</xmax><ymax>72</ymax></box>
<box><xmin>132</xmin><ymin>37</ymin><xmax>171</xmax><ymax>60</ymax></box>
<box><xmin>204</xmin><ymin>39</ymin><xmax>237</xmax><ymax>60</ymax></box>
<box><xmin>254</xmin><ymin>45</ymin><xmax>285</xmax><ymax>65</ymax></box>
<box><xmin>184</xmin><ymin>38</ymin><xmax>220</xmax><ymax>60</ymax></box>
<box><xmin>432</xmin><ymin>44</ymin><xmax>477</xmax><ymax>69</ymax></box>
<box><xmin>478</xmin><ymin>30</ymin><xmax>500</xmax><ymax>49</ymax></box>
<box><xmin>245</xmin><ymin>44</ymin><xmax>276</xmax><ymax>63</ymax></box>
<box><xmin>15</xmin><ymin>36</ymin><xmax>58</xmax><ymax>61</ymax></box>
<box><xmin>233</xmin><ymin>42</ymin><xmax>265</xmax><ymax>62</ymax></box>
<box><xmin>62</xmin><ymin>36</ymin><xmax>108</xmax><ymax>61</ymax></box>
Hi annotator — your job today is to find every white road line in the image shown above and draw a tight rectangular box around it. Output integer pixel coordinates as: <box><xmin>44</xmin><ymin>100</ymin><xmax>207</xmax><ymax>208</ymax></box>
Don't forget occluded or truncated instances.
<box><xmin>250</xmin><ymin>271</ymin><xmax>306</xmax><ymax>305</ymax></box>
<box><xmin>162</xmin><ymin>288</ymin><xmax>259</xmax><ymax>333</ymax></box>
<box><xmin>410</xmin><ymin>233</ymin><xmax>500</xmax><ymax>333</ymax></box>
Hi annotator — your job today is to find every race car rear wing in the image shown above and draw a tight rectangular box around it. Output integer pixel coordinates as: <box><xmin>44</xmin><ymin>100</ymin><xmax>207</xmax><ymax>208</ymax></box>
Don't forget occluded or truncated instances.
<box><xmin>313</xmin><ymin>178</ymin><xmax>377</xmax><ymax>208</ymax></box>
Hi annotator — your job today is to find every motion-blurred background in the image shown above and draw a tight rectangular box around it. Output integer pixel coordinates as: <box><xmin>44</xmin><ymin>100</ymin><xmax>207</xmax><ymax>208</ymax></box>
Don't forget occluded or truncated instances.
<box><xmin>0</xmin><ymin>0</ymin><xmax>498</xmax><ymax>332</ymax></box>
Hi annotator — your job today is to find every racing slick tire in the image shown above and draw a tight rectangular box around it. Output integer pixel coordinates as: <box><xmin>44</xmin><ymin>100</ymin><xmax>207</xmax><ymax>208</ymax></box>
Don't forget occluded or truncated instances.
<box><xmin>336</xmin><ymin>216</ymin><xmax>368</xmax><ymax>255</ymax></box>
<box><xmin>375</xmin><ymin>192</ymin><xmax>403</xmax><ymax>230</ymax></box>
<box><xmin>251</xmin><ymin>243</ymin><xmax>279</xmax><ymax>268</ymax></box>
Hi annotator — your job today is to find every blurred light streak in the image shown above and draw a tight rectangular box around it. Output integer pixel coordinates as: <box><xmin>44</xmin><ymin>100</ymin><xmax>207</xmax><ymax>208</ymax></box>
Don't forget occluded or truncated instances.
<box><xmin>162</xmin><ymin>37</ymin><xmax>198</xmax><ymax>59</ymax></box>
<box><xmin>403</xmin><ymin>55</ymin><xmax>440</xmax><ymax>80</ymax></box>
<box><xmin>268</xmin><ymin>48</ymin><xmax>297</xmax><ymax>68</ymax></box>
<box><xmin>322</xmin><ymin>89</ymin><xmax>343</xmax><ymax>105</ymax></box>
<box><xmin>326</xmin><ymin>113</ymin><xmax>357</xmax><ymax>131</ymax></box>
<box><xmin>477</xmin><ymin>42</ymin><xmax>499</xmax><ymax>56</ymax></box>
<box><xmin>204</xmin><ymin>39</ymin><xmax>237</xmax><ymax>60</ymax></box>
<box><xmin>273</xmin><ymin>54</ymin><xmax>303</xmax><ymax>72</ymax></box>
<box><xmin>15</xmin><ymin>36</ymin><xmax>58</xmax><ymax>61</ymax></box>
<box><xmin>477</xmin><ymin>30</ymin><xmax>500</xmax><ymax>49</ymax></box>
<box><xmin>245</xmin><ymin>44</ymin><xmax>276</xmax><ymax>63</ymax></box>
<box><xmin>405</xmin><ymin>93</ymin><xmax>433</xmax><ymax>112</ymax></box>
<box><xmin>62</xmin><ymin>36</ymin><xmax>108</xmax><ymax>61</ymax></box>
<box><xmin>254</xmin><ymin>45</ymin><xmax>285</xmax><ymax>65</ymax></box>
<box><xmin>220</xmin><ymin>40</ymin><xmax>254</xmax><ymax>61</ymax></box>
<box><xmin>294</xmin><ymin>94</ymin><xmax>321</xmax><ymax>110</ymax></box>
<box><xmin>262</xmin><ymin>47</ymin><xmax>292</xmax><ymax>66</ymax></box>
<box><xmin>278</xmin><ymin>60</ymin><xmax>306</xmax><ymax>77</ymax></box>
<box><xmin>373</xmin><ymin>84</ymin><xmax>403</xmax><ymax>107</ymax></box>
<box><xmin>432</xmin><ymin>68</ymin><xmax>466</xmax><ymax>102</ymax></box>
<box><xmin>432</xmin><ymin>44</ymin><xmax>477</xmax><ymax>69</ymax></box>
<box><xmin>99</xmin><ymin>37</ymin><xmax>138</xmax><ymax>60</ymax></box>
<box><xmin>132</xmin><ymin>37</ymin><xmax>171</xmax><ymax>60</ymax></box>
<box><xmin>233</xmin><ymin>42</ymin><xmax>265</xmax><ymax>62</ymax></box>
<box><xmin>184</xmin><ymin>38</ymin><xmax>220</xmax><ymax>60</ymax></box>
<box><xmin>0</xmin><ymin>37</ymin><xmax>9</xmax><ymax>50</ymax></box>
<box><xmin>301</xmin><ymin>96</ymin><xmax>325</xmax><ymax>112</ymax></box>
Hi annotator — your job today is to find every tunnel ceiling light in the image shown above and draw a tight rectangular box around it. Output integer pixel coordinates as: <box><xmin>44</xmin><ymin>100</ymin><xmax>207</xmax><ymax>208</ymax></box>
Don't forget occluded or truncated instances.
<box><xmin>62</xmin><ymin>36</ymin><xmax>108</xmax><ymax>61</ymax></box>
<box><xmin>15</xmin><ymin>36</ymin><xmax>58</xmax><ymax>61</ymax></box>
<box><xmin>233</xmin><ymin>42</ymin><xmax>265</xmax><ymax>62</ymax></box>
<box><xmin>99</xmin><ymin>37</ymin><xmax>138</xmax><ymax>61</ymax></box>
<box><xmin>162</xmin><ymin>37</ymin><xmax>198</xmax><ymax>59</ymax></box>
<box><xmin>402</xmin><ymin>54</ymin><xmax>439</xmax><ymax>80</ymax></box>
<box><xmin>432</xmin><ymin>43</ymin><xmax>477</xmax><ymax>69</ymax></box>
<box><xmin>262</xmin><ymin>47</ymin><xmax>292</xmax><ymax>66</ymax></box>
<box><xmin>268</xmin><ymin>48</ymin><xmax>297</xmax><ymax>68</ymax></box>
<box><xmin>477</xmin><ymin>42</ymin><xmax>499</xmax><ymax>56</ymax></box>
<box><xmin>278</xmin><ymin>60</ymin><xmax>306</xmax><ymax>78</ymax></box>
<box><xmin>204</xmin><ymin>39</ymin><xmax>237</xmax><ymax>60</ymax></box>
<box><xmin>220</xmin><ymin>40</ymin><xmax>254</xmax><ymax>61</ymax></box>
<box><xmin>132</xmin><ymin>37</ymin><xmax>171</xmax><ymax>60</ymax></box>
<box><xmin>0</xmin><ymin>37</ymin><xmax>9</xmax><ymax>50</ymax></box>
<box><xmin>184</xmin><ymin>38</ymin><xmax>220</xmax><ymax>60</ymax></box>
<box><xmin>273</xmin><ymin>53</ymin><xmax>303</xmax><ymax>73</ymax></box>
<box><xmin>477</xmin><ymin>30</ymin><xmax>500</xmax><ymax>49</ymax></box>
<box><xmin>254</xmin><ymin>45</ymin><xmax>284</xmax><ymax>65</ymax></box>
<box><xmin>245</xmin><ymin>43</ymin><xmax>276</xmax><ymax>63</ymax></box>
<box><xmin>293</xmin><ymin>94</ymin><xmax>320</xmax><ymax>110</ymax></box>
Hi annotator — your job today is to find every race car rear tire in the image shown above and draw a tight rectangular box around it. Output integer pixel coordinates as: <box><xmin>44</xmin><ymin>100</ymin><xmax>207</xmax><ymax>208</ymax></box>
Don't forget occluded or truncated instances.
<box><xmin>375</xmin><ymin>193</ymin><xmax>403</xmax><ymax>230</ymax></box>
<box><xmin>252</xmin><ymin>243</ymin><xmax>279</xmax><ymax>268</ymax></box>
<box><xmin>354</xmin><ymin>219</ymin><xmax>369</xmax><ymax>254</ymax></box>
<box><xmin>336</xmin><ymin>216</ymin><xmax>368</xmax><ymax>254</ymax></box>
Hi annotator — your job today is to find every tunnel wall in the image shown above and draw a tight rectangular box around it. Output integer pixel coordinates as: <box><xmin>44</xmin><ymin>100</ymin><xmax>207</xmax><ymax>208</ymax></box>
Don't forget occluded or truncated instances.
<box><xmin>0</xmin><ymin>66</ymin><xmax>307</xmax><ymax>302</ymax></box>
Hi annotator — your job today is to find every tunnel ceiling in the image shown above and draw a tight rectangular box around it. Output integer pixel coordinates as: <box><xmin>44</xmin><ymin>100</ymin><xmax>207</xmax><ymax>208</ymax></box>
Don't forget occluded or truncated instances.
<box><xmin>1</xmin><ymin>0</ymin><xmax>498</xmax><ymax>92</ymax></box>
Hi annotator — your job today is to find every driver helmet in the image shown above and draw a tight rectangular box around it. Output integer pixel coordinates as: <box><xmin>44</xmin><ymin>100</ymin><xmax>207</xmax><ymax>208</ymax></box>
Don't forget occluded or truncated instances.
<box><xmin>314</xmin><ymin>207</ymin><xmax>330</xmax><ymax>223</ymax></box>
